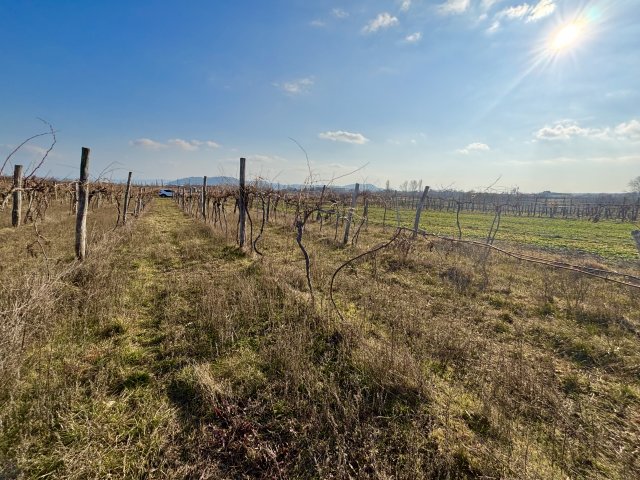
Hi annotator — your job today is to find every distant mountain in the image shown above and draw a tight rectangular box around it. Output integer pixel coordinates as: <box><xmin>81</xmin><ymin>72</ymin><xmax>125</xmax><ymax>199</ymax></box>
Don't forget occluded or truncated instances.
<box><xmin>164</xmin><ymin>176</ymin><xmax>383</xmax><ymax>192</ymax></box>
<box><xmin>168</xmin><ymin>176</ymin><xmax>237</xmax><ymax>186</ymax></box>
<box><xmin>340</xmin><ymin>183</ymin><xmax>383</xmax><ymax>192</ymax></box>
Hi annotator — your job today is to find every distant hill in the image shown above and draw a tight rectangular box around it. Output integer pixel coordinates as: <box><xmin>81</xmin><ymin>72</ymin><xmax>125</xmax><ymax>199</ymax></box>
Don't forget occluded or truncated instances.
<box><xmin>165</xmin><ymin>176</ymin><xmax>382</xmax><ymax>191</ymax></box>
<box><xmin>169</xmin><ymin>176</ymin><xmax>237</xmax><ymax>186</ymax></box>
<box><xmin>340</xmin><ymin>183</ymin><xmax>383</xmax><ymax>192</ymax></box>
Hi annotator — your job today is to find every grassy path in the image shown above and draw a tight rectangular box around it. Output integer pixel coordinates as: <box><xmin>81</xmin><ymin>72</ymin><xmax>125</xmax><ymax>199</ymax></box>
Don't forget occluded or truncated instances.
<box><xmin>2</xmin><ymin>199</ymin><xmax>251</xmax><ymax>478</ymax></box>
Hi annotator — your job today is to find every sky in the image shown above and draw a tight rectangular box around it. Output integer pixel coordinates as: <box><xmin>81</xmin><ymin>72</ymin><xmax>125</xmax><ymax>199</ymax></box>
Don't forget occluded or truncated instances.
<box><xmin>1</xmin><ymin>0</ymin><xmax>639</xmax><ymax>192</ymax></box>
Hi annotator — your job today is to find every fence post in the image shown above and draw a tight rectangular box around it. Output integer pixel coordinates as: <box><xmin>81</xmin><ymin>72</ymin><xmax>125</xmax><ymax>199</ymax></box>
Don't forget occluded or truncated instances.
<box><xmin>73</xmin><ymin>181</ymin><xmax>79</xmax><ymax>215</ymax></box>
<box><xmin>238</xmin><ymin>158</ymin><xmax>246</xmax><ymax>248</ymax></box>
<box><xmin>412</xmin><ymin>186</ymin><xmax>430</xmax><ymax>238</ymax></box>
<box><xmin>342</xmin><ymin>182</ymin><xmax>359</xmax><ymax>245</ymax></box>
<box><xmin>11</xmin><ymin>164</ymin><xmax>23</xmax><ymax>227</ymax></box>
<box><xmin>632</xmin><ymin>230</ymin><xmax>640</xmax><ymax>256</ymax></box>
<box><xmin>122</xmin><ymin>171</ymin><xmax>132</xmax><ymax>225</ymax></box>
<box><xmin>202</xmin><ymin>175</ymin><xmax>208</xmax><ymax>220</ymax></box>
<box><xmin>76</xmin><ymin>147</ymin><xmax>90</xmax><ymax>260</ymax></box>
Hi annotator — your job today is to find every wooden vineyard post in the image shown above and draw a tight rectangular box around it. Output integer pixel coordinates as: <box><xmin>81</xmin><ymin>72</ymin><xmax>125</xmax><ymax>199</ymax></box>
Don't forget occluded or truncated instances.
<box><xmin>135</xmin><ymin>188</ymin><xmax>143</xmax><ymax>217</ymax></box>
<box><xmin>122</xmin><ymin>171</ymin><xmax>132</xmax><ymax>225</ymax></box>
<box><xmin>75</xmin><ymin>147</ymin><xmax>90</xmax><ymax>260</ymax></box>
<box><xmin>202</xmin><ymin>175</ymin><xmax>207</xmax><ymax>220</ymax></box>
<box><xmin>343</xmin><ymin>182</ymin><xmax>359</xmax><ymax>245</ymax></box>
<box><xmin>11</xmin><ymin>164</ymin><xmax>23</xmax><ymax>227</ymax></box>
<box><xmin>632</xmin><ymin>230</ymin><xmax>640</xmax><ymax>256</ymax></box>
<box><xmin>238</xmin><ymin>158</ymin><xmax>246</xmax><ymax>248</ymax></box>
<box><xmin>363</xmin><ymin>198</ymin><xmax>369</xmax><ymax>231</ymax></box>
<box><xmin>73</xmin><ymin>181</ymin><xmax>79</xmax><ymax>215</ymax></box>
<box><xmin>412</xmin><ymin>186</ymin><xmax>430</xmax><ymax>238</ymax></box>
<box><xmin>382</xmin><ymin>201</ymin><xmax>387</xmax><ymax>232</ymax></box>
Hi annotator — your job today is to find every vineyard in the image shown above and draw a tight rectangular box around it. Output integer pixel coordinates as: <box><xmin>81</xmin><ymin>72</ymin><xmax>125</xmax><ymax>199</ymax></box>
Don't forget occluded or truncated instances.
<box><xmin>1</xmin><ymin>153</ymin><xmax>640</xmax><ymax>479</ymax></box>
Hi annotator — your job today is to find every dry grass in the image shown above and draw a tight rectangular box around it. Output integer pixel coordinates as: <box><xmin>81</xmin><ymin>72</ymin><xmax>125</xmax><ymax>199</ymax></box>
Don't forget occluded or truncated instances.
<box><xmin>1</xmin><ymin>198</ymin><xmax>639</xmax><ymax>479</ymax></box>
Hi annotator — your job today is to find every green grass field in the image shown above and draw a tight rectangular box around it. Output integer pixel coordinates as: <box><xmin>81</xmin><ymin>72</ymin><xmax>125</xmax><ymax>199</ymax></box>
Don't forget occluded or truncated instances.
<box><xmin>365</xmin><ymin>206</ymin><xmax>639</xmax><ymax>260</ymax></box>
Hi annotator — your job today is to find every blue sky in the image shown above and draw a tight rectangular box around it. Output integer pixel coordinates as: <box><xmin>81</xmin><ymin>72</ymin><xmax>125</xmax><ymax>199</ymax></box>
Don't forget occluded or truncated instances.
<box><xmin>1</xmin><ymin>0</ymin><xmax>638</xmax><ymax>192</ymax></box>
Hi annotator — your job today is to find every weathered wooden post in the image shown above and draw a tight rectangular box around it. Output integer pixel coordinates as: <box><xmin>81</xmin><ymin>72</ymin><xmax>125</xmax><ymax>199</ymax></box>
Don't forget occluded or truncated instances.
<box><xmin>11</xmin><ymin>164</ymin><xmax>23</xmax><ymax>227</ymax></box>
<box><xmin>202</xmin><ymin>175</ymin><xmax>208</xmax><ymax>220</ymax></box>
<box><xmin>75</xmin><ymin>148</ymin><xmax>90</xmax><ymax>260</ymax></box>
<box><xmin>363</xmin><ymin>198</ymin><xmax>369</xmax><ymax>231</ymax></box>
<box><xmin>238</xmin><ymin>158</ymin><xmax>246</xmax><ymax>248</ymax></box>
<box><xmin>135</xmin><ymin>188</ymin><xmax>143</xmax><ymax>217</ymax></box>
<box><xmin>73</xmin><ymin>181</ymin><xmax>79</xmax><ymax>215</ymax></box>
<box><xmin>342</xmin><ymin>182</ymin><xmax>359</xmax><ymax>245</ymax></box>
<box><xmin>122</xmin><ymin>171</ymin><xmax>132</xmax><ymax>225</ymax></box>
<box><xmin>412</xmin><ymin>185</ymin><xmax>430</xmax><ymax>238</ymax></box>
<box><xmin>632</xmin><ymin>230</ymin><xmax>640</xmax><ymax>256</ymax></box>
<box><xmin>382</xmin><ymin>200</ymin><xmax>388</xmax><ymax>232</ymax></box>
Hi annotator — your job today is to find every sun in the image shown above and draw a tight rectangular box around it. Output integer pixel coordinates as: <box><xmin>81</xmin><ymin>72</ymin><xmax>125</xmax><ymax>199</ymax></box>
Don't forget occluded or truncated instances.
<box><xmin>550</xmin><ymin>22</ymin><xmax>584</xmax><ymax>52</ymax></box>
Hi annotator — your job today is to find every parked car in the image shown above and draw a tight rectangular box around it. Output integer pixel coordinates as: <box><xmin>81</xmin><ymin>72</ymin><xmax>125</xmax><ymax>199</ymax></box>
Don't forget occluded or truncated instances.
<box><xmin>158</xmin><ymin>189</ymin><xmax>174</xmax><ymax>198</ymax></box>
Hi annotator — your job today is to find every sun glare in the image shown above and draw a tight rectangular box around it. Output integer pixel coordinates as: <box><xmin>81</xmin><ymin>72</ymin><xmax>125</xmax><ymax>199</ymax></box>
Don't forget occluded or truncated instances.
<box><xmin>550</xmin><ymin>22</ymin><xmax>584</xmax><ymax>52</ymax></box>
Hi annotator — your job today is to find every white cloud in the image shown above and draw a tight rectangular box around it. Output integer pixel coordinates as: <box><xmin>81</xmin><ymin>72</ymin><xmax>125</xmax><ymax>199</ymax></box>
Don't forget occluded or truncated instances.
<box><xmin>405</xmin><ymin>32</ymin><xmax>422</xmax><ymax>43</ymax></box>
<box><xmin>310</xmin><ymin>19</ymin><xmax>326</xmax><ymax>27</ymax></box>
<box><xmin>614</xmin><ymin>119</ymin><xmax>640</xmax><ymax>141</ymax></box>
<box><xmin>362</xmin><ymin>12</ymin><xmax>399</xmax><ymax>34</ymax></box>
<box><xmin>457</xmin><ymin>142</ymin><xmax>490</xmax><ymax>154</ymax></box>
<box><xmin>318</xmin><ymin>130</ymin><xmax>370</xmax><ymax>144</ymax></box>
<box><xmin>534</xmin><ymin>119</ymin><xmax>640</xmax><ymax>142</ymax></box>
<box><xmin>131</xmin><ymin>138</ymin><xmax>220</xmax><ymax>151</ymax></box>
<box><xmin>331</xmin><ymin>8</ymin><xmax>348</xmax><ymax>19</ymax></box>
<box><xmin>399</xmin><ymin>0</ymin><xmax>411</xmax><ymax>12</ymax></box>
<box><xmin>526</xmin><ymin>0</ymin><xmax>556</xmax><ymax>22</ymax></box>
<box><xmin>168</xmin><ymin>138</ymin><xmax>199</xmax><ymax>151</ymax></box>
<box><xmin>486</xmin><ymin>20</ymin><xmax>501</xmax><ymax>33</ymax></box>
<box><xmin>490</xmin><ymin>1</ymin><xmax>555</xmax><ymax>29</ymax></box>
<box><xmin>130</xmin><ymin>138</ymin><xmax>166</xmax><ymax>150</ymax></box>
<box><xmin>437</xmin><ymin>0</ymin><xmax>470</xmax><ymax>15</ymax></box>
<box><xmin>247</xmin><ymin>154</ymin><xmax>285</xmax><ymax>164</ymax></box>
<box><xmin>497</xmin><ymin>4</ymin><xmax>531</xmax><ymax>20</ymax></box>
<box><xmin>276</xmin><ymin>77</ymin><xmax>314</xmax><ymax>95</ymax></box>
<box><xmin>534</xmin><ymin>121</ymin><xmax>599</xmax><ymax>140</ymax></box>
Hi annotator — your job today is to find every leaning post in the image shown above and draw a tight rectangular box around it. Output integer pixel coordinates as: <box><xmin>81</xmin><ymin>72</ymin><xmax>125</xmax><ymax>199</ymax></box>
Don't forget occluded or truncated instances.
<box><xmin>412</xmin><ymin>185</ymin><xmax>430</xmax><ymax>238</ymax></box>
<box><xmin>122</xmin><ymin>171</ymin><xmax>133</xmax><ymax>225</ymax></box>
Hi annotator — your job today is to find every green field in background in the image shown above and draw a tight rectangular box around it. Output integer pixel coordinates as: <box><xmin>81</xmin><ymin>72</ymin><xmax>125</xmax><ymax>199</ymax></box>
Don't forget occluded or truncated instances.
<box><xmin>364</xmin><ymin>206</ymin><xmax>639</xmax><ymax>260</ymax></box>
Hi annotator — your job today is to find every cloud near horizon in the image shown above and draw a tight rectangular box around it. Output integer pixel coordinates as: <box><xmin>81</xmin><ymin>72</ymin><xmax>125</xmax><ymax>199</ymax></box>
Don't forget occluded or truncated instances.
<box><xmin>318</xmin><ymin>130</ymin><xmax>370</xmax><ymax>144</ymax></box>
<box><xmin>131</xmin><ymin>138</ymin><xmax>220</xmax><ymax>151</ymax></box>
<box><xmin>534</xmin><ymin>119</ymin><xmax>640</xmax><ymax>142</ymax></box>
<box><xmin>457</xmin><ymin>142</ymin><xmax>490</xmax><ymax>154</ymax></box>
